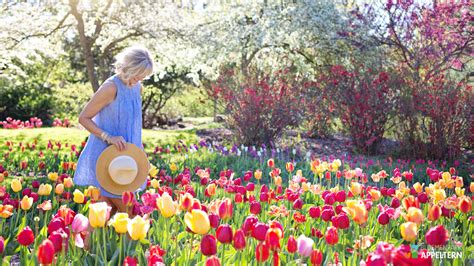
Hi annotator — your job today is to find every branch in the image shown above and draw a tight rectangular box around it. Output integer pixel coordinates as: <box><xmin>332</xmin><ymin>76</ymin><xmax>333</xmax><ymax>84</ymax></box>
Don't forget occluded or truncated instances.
<box><xmin>7</xmin><ymin>12</ymin><xmax>71</xmax><ymax>49</ymax></box>
<box><xmin>100</xmin><ymin>31</ymin><xmax>144</xmax><ymax>60</ymax></box>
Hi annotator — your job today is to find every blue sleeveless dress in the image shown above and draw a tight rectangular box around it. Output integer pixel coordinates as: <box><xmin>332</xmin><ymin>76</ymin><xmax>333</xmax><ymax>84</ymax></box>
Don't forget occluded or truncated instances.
<box><xmin>73</xmin><ymin>74</ymin><xmax>146</xmax><ymax>198</ymax></box>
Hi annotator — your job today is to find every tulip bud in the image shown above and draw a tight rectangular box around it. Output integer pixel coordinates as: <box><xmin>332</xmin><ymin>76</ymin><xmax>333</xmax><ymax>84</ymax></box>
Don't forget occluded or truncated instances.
<box><xmin>309</xmin><ymin>206</ymin><xmax>321</xmax><ymax>219</ymax></box>
<box><xmin>233</xmin><ymin>229</ymin><xmax>246</xmax><ymax>250</ymax></box>
<box><xmin>250</xmin><ymin>201</ymin><xmax>262</xmax><ymax>215</ymax></box>
<box><xmin>122</xmin><ymin>191</ymin><xmax>135</xmax><ymax>207</ymax></box>
<box><xmin>200</xmin><ymin>234</ymin><xmax>217</xmax><ymax>256</ymax></box>
<box><xmin>325</xmin><ymin>226</ymin><xmax>338</xmax><ymax>245</ymax></box>
<box><xmin>37</xmin><ymin>239</ymin><xmax>55</xmax><ymax>265</ymax></box>
<box><xmin>256</xmin><ymin>242</ymin><xmax>270</xmax><ymax>262</ymax></box>
<box><xmin>377</xmin><ymin>212</ymin><xmax>390</xmax><ymax>225</ymax></box>
<box><xmin>287</xmin><ymin>235</ymin><xmax>297</xmax><ymax>253</ymax></box>
<box><xmin>311</xmin><ymin>249</ymin><xmax>323</xmax><ymax>266</ymax></box>
<box><xmin>218</xmin><ymin>198</ymin><xmax>233</xmax><ymax>220</ymax></box>
<box><xmin>216</xmin><ymin>224</ymin><xmax>233</xmax><ymax>244</ymax></box>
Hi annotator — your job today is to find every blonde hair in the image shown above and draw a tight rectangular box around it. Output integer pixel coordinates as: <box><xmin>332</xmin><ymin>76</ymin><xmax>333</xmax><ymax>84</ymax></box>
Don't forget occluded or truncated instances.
<box><xmin>114</xmin><ymin>46</ymin><xmax>154</xmax><ymax>82</ymax></box>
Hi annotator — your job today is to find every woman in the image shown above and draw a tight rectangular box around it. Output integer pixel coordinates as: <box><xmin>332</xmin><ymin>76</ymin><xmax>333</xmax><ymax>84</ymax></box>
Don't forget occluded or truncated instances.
<box><xmin>74</xmin><ymin>46</ymin><xmax>154</xmax><ymax>214</ymax></box>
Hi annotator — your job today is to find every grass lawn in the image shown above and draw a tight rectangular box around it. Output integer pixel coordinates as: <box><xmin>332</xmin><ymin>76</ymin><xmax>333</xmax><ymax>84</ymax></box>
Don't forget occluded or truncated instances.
<box><xmin>0</xmin><ymin>127</ymin><xmax>200</xmax><ymax>153</ymax></box>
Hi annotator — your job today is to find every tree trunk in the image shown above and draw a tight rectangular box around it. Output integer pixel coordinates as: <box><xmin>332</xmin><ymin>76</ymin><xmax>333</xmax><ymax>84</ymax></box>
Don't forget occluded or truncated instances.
<box><xmin>69</xmin><ymin>0</ymin><xmax>100</xmax><ymax>92</ymax></box>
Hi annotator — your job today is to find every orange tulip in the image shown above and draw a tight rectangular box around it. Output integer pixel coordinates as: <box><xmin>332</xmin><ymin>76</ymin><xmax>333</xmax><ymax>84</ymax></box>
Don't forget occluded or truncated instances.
<box><xmin>267</xmin><ymin>159</ymin><xmax>275</xmax><ymax>168</ymax></box>
<box><xmin>400</xmin><ymin>222</ymin><xmax>418</xmax><ymax>242</ymax></box>
<box><xmin>428</xmin><ymin>205</ymin><xmax>441</xmax><ymax>221</ymax></box>
<box><xmin>343</xmin><ymin>200</ymin><xmax>368</xmax><ymax>225</ymax></box>
<box><xmin>458</xmin><ymin>197</ymin><xmax>472</xmax><ymax>214</ymax></box>
<box><xmin>205</xmin><ymin>184</ymin><xmax>217</xmax><ymax>197</ymax></box>
<box><xmin>368</xmin><ymin>189</ymin><xmax>381</xmax><ymax>201</ymax></box>
<box><xmin>405</xmin><ymin>207</ymin><xmax>424</xmax><ymax>225</ymax></box>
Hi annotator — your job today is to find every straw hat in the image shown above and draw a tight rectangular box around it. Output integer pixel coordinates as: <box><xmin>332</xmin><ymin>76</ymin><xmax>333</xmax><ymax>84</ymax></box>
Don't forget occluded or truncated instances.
<box><xmin>96</xmin><ymin>143</ymin><xmax>150</xmax><ymax>196</ymax></box>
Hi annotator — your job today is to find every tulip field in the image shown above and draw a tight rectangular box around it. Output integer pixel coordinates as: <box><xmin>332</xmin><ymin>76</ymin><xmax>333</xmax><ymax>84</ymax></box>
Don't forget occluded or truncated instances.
<box><xmin>0</xmin><ymin>130</ymin><xmax>473</xmax><ymax>266</ymax></box>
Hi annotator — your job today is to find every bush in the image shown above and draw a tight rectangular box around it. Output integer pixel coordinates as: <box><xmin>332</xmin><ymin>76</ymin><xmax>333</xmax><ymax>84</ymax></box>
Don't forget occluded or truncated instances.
<box><xmin>213</xmin><ymin>69</ymin><xmax>305</xmax><ymax>145</ymax></box>
<box><xmin>396</xmin><ymin>75</ymin><xmax>473</xmax><ymax>160</ymax></box>
<box><xmin>311</xmin><ymin>65</ymin><xmax>399</xmax><ymax>154</ymax></box>
<box><xmin>0</xmin><ymin>79</ymin><xmax>54</xmax><ymax>124</ymax></box>
<box><xmin>51</xmin><ymin>83</ymin><xmax>92</xmax><ymax>122</ymax></box>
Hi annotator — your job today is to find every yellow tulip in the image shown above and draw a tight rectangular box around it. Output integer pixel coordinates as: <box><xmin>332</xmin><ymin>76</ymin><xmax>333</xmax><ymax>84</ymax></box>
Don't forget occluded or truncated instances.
<box><xmin>400</xmin><ymin>222</ymin><xmax>418</xmax><ymax>242</ymax></box>
<box><xmin>127</xmin><ymin>215</ymin><xmax>150</xmax><ymax>240</ymax></box>
<box><xmin>38</xmin><ymin>184</ymin><xmax>52</xmax><ymax>196</ymax></box>
<box><xmin>170</xmin><ymin>163</ymin><xmax>178</xmax><ymax>172</ymax></box>
<box><xmin>156</xmin><ymin>192</ymin><xmax>178</xmax><ymax>218</ymax></box>
<box><xmin>405</xmin><ymin>207</ymin><xmax>424</xmax><ymax>225</ymax></box>
<box><xmin>301</xmin><ymin>182</ymin><xmax>310</xmax><ymax>192</ymax></box>
<box><xmin>55</xmin><ymin>184</ymin><xmax>64</xmax><ymax>195</ymax></box>
<box><xmin>368</xmin><ymin>189</ymin><xmax>381</xmax><ymax>201</ymax></box>
<box><xmin>274</xmin><ymin>176</ymin><xmax>282</xmax><ymax>186</ymax></box>
<box><xmin>254</xmin><ymin>169</ymin><xmax>262</xmax><ymax>180</ymax></box>
<box><xmin>85</xmin><ymin>186</ymin><xmax>100</xmax><ymax>201</ymax></box>
<box><xmin>20</xmin><ymin>196</ymin><xmax>33</xmax><ymax>210</ymax></box>
<box><xmin>48</xmin><ymin>172</ymin><xmax>59</xmax><ymax>182</ymax></box>
<box><xmin>296</xmin><ymin>169</ymin><xmax>303</xmax><ymax>177</ymax></box>
<box><xmin>150</xmin><ymin>179</ymin><xmax>160</xmax><ymax>189</ymax></box>
<box><xmin>184</xmin><ymin>209</ymin><xmax>210</xmax><ymax>235</ymax></box>
<box><xmin>89</xmin><ymin>202</ymin><xmax>110</xmax><ymax>228</ymax></box>
<box><xmin>109</xmin><ymin>213</ymin><xmax>129</xmax><ymax>234</ymax></box>
<box><xmin>73</xmin><ymin>189</ymin><xmax>85</xmax><ymax>204</ymax></box>
<box><xmin>413</xmin><ymin>182</ymin><xmax>424</xmax><ymax>194</ymax></box>
<box><xmin>455</xmin><ymin>187</ymin><xmax>465</xmax><ymax>197</ymax></box>
<box><xmin>349</xmin><ymin>182</ymin><xmax>362</xmax><ymax>196</ymax></box>
<box><xmin>63</xmin><ymin>177</ymin><xmax>74</xmax><ymax>188</ymax></box>
<box><xmin>149</xmin><ymin>164</ymin><xmax>158</xmax><ymax>177</ymax></box>
<box><xmin>11</xmin><ymin>179</ymin><xmax>22</xmax><ymax>193</ymax></box>
<box><xmin>343</xmin><ymin>200</ymin><xmax>368</xmax><ymax>225</ymax></box>
<box><xmin>432</xmin><ymin>189</ymin><xmax>446</xmax><ymax>204</ymax></box>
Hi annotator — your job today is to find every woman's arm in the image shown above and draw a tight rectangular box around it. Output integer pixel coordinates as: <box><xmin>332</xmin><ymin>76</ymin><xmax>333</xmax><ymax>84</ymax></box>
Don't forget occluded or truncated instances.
<box><xmin>78</xmin><ymin>81</ymin><xmax>127</xmax><ymax>151</ymax></box>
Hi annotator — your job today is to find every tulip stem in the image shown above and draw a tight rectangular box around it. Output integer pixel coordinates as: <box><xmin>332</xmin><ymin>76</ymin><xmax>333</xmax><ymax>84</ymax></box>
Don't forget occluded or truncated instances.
<box><xmin>103</xmin><ymin>227</ymin><xmax>107</xmax><ymax>262</ymax></box>
<box><xmin>119</xmin><ymin>234</ymin><xmax>123</xmax><ymax>266</ymax></box>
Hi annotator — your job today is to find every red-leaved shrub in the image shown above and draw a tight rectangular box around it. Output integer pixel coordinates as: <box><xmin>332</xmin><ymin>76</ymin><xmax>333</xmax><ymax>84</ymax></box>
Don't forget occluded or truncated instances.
<box><xmin>312</xmin><ymin>65</ymin><xmax>399</xmax><ymax>154</ymax></box>
<box><xmin>213</xmin><ymin>69</ymin><xmax>305</xmax><ymax>145</ymax></box>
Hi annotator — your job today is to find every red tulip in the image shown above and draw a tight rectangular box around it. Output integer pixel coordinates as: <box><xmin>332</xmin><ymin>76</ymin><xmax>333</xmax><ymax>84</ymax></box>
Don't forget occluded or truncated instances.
<box><xmin>250</xmin><ymin>201</ymin><xmax>262</xmax><ymax>215</ymax></box>
<box><xmin>242</xmin><ymin>216</ymin><xmax>258</xmax><ymax>236</ymax></box>
<box><xmin>231</xmin><ymin>229</ymin><xmax>244</xmax><ymax>250</ymax></box>
<box><xmin>293</xmin><ymin>199</ymin><xmax>303</xmax><ymax>209</ymax></box>
<box><xmin>48</xmin><ymin>228</ymin><xmax>68</xmax><ymax>253</ymax></box>
<box><xmin>200</xmin><ymin>234</ymin><xmax>217</xmax><ymax>256</ymax></box>
<box><xmin>0</xmin><ymin>236</ymin><xmax>4</xmax><ymax>254</ymax></box>
<box><xmin>287</xmin><ymin>235</ymin><xmax>297</xmax><ymax>253</ymax></box>
<box><xmin>459</xmin><ymin>197</ymin><xmax>472</xmax><ymax>214</ymax></box>
<box><xmin>417</xmin><ymin>193</ymin><xmax>428</xmax><ymax>204</ymax></box>
<box><xmin>208</xmin><ymin>213</ymin><xmax>220</xmax><ymax>229</ymax></box>
<box><xmin>122</xmin><ymin>191</ymin><xmax>135</xmax><ymax>207</ymax></box>
<box><xmin>325</xmin><ymin>226</ymin><xmax>338</xmax><ymax>245</ymax></box>
<box><xmin>311</xmin><ymin>249</ymin><xmax>323</xmax><ymax>265</ymax></box>
<box><xmin>324</xmin><ymin>193</ymin><xmax>336</xmax><ymax>205</ymax></box>
<box><xmin>37</xmin><ymin>239</ymin><xmax>55</xmax><ymax>264</ymax></box>
<box><xmin>206</xmin><ymin>255</ymin><xmax>221</xmax><ymax>266</ymax></box>
<box><xmin>48</xmin><ymin>217</ymin><xmax>66</xmax><ymax>235</ymax></box>
<box><xmin>216</xmin><ymin>224</ymin><xmax>233</xmax><ymax>244</ymax></box>
<box><xmin>17</xmin><ymin>226</ymin><xmax>34</xmax><ymax>246</ymax></box>
<box><xmin>234</xmin><ymin>193</ymin><xmax>243</xmax><ymax>203</ymax></box>
<box><xmin>218</xmin><ymin>198</ymin><xmax>233</xmax><ymax>220</ymax></box>
<box><xmin>56</xmin><ymin>206</ymin><xmax>76</xmax><ymax>226</ymax></box>
<box><xmin>255</xmin><ymin>242</ymin><xmax>270</xmax><ymax>262</ymax></box>
<box><xmin>252</xmin><ymin>222</ymin><xmax>269</xmax><ymax>242</ymax></box>
<box><xmin>246</xmin><ymin>182</ymin><xmax>255</xmax><ymax>191</ymax></box>
<box><xmin>335</xmin><ymin>191</ymin><xmax>346</xmax><ymax>202</ymax></box>
<box><xmin>321</xmin><ymin>209</ymin><xmax>334</xmax><ymax>222</ymax></box>
<box><xmin>425</xmin><ymin>225</ymin><xmax>449</xmax><ymax>247</ymax></box>
<box><xmin>273</xmin><ymin>250</ymin><xmax>280</xmax><ymax>266</ymax></box>
<box><xmin>123</xmin><ymin>256</ymin><xmax>138</xmax><ymax>266</ymax></box>
<box><xmin>309</xmin><ymin>206</ymin><xmax>321</xmax><ymax>219</ymax></box>
<box><xmin>365</xmin><ymin>253</ymin><xmax>386</xmax><ymax>266</ymax></box>
<box><xmin>391</xmin><ymin>197</ymin><xmax>400</xmax><ymax>208</ymax></box>
<box><xmin>377</xmin><ymin>212</ymin><xmax>390</xmax><ymax>225</ymax></box>
<box><xmin>332</xmin><ymin>214</ymin><xmax>350</xmax><ymax>229</ymax></box>
<box><xmin>265</xmin><ymin>228</ymin><xmax>282</xmax><ymax>250</ymax></box>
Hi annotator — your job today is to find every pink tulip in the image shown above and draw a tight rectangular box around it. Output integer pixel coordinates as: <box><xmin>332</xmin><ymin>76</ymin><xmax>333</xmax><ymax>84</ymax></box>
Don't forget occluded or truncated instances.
<box><xmin>297</xmin><ymin>234</ymin><xmax>314</xmax><ymax>257</ymax></box>
<box><xmin>71</xmin><ymin>214</ymin><xmax>89</xmax><ymax>233</ymax></box>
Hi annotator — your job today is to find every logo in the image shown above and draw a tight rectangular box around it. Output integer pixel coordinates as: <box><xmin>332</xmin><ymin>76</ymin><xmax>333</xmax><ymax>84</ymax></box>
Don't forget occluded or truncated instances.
<box><xmin>411</xmin><ymin>244</ymin><xmax>420</xmax><ymax>258</ymax></box>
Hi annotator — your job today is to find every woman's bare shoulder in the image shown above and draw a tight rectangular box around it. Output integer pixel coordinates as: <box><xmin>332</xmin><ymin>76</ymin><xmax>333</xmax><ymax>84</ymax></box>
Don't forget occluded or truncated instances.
<box><xmin>91</xmin><ymin>80</ymin><xmax>118</xmax><ymax>104</ymax></box>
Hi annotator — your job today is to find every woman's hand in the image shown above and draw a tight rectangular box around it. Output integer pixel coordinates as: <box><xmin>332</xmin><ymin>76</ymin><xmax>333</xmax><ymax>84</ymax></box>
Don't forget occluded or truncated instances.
<box><xmin>108</xmin><ymin>136</ymin><xmax>127</xmax><ymax>151</ymax></box>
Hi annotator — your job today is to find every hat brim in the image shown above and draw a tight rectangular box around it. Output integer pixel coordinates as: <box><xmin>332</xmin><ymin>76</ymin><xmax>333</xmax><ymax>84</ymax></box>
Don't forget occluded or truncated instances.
<box><xmin>96</xmin><ymin>143</ymin><xmax>150</xmax><ymax>196</ymax></box>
